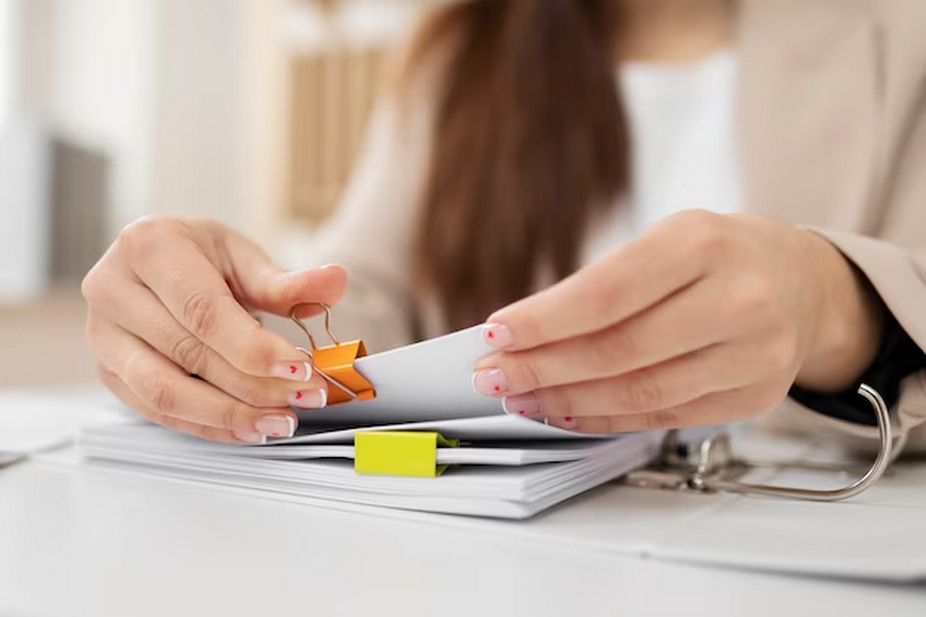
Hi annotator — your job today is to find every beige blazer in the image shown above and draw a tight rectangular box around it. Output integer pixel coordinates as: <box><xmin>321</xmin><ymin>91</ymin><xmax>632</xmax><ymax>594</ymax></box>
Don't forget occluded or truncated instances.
<box><xmin>292</xmin><ymin>0</ymin><xmax>926</xmax><ymax>453</ymax></box>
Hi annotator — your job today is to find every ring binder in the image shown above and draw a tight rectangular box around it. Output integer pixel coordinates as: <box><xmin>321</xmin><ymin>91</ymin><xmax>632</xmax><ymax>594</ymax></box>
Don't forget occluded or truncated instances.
<box><xmin>625</xmin><ymin>384</ymin><xmax>893</xmax><ymax>501</ymax></box>
<box><xmin>290</xmin><ymin>303</ymin><xmax>376</xmax><ymax>405</ymax></box>
<box><xmin>355</xmin><ymin>431</ymin><xmax>460</xmax><ymax>477</ymax></box>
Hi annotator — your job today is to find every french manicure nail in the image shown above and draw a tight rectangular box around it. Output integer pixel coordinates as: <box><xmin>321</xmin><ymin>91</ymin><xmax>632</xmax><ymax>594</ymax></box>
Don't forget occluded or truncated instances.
<box><xmin>255</xmin><ymin>414</ymin><xmax>297</xmax><ymax>439</ymax></box>
<box><xmin>272</xmin><ymin>361</ymin><xmax>313</xmax><ymax>382</ymax></box>
<box><xmin>234</xmin><ymin>429</ymin><xmax>267</xmax><ymax>444</ymax></box>
<box><xmin>502</xmin><ymin>392</ymin><xmax>542</xmax><ymax>417</ymax></box>
<box><xmin>289</xmin><ymin>389</ymin><xmax>327</xmax><ymax>410</ymax></box>
<box><xmin>472</xmin><ymin>368</ymin><xmax>509</xmax><ymax>397</ymax></box>
<box><xmin>483</xmin><ymin>323</ymin><xmax>514</xmax><ymax>350</ymax></box>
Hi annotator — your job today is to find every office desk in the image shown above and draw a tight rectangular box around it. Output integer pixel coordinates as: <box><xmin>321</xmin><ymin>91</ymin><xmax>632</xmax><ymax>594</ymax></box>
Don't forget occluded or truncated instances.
<box><xmin>1</xmin><ymin>391</ymin><xmax>924</xmax><ymax>617</ymax></box>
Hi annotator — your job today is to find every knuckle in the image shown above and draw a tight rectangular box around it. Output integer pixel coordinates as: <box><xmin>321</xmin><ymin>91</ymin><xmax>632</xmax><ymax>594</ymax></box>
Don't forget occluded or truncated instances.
<box><xmin>233</xmin><ymin>380</ymin><xmax>272</xmax><ymax>407</ymax></box>
<box><xmin>137</xmin><ymin>373</ymin><xmax>176</xmax><ymax>414</ymax></box>
<box><xmin>585</xmin><ymin>282</ymin><xmax>618</xmax><ymax>323</ymax></box>
<box><xmin>617</xmin><ymin>369</ymin><xmax>664</xmax><ymax>412</ymax></box>
<box><xmin>181</xmin><ymin>291</ymin><xmax>220</xmax><ymax>339</ymax></box>
<box><xmin>681</xmin><ymin>210</ymin><xmax>728</xmax><ymax>258</ymax></box>
<box><xmin>735</xmin><ymin>275</ymin><xmax>775</xmax><ymax>313</ymax></box>
<box><xmin>118</xmin><ymin>215</ymin><xmax>172</xmax><ymax>255</ymax></box>
<box><xmin>645</xmin><ymin>410</ymin><xmax>680</xmax><ymax>430</ymax></box>
<box><xmin>219</xmin><ymin>401</ymin><xmax>249</xmax><ymax>431</ymax></box>
<box><xmin>593</xmin><ymin>326</ymin><xmax>638</xmax><ymax>369</ymax></box>
<box><xmin>513</xmin><ymin>355</ymin><xmax>546</xmax><ymax>391</ymax></box>
<box><xmin>80</xmin><ymin>264</ymin><xmax>103</xmax><ymax>303</ymax></box>
<box><xmin>170</xmin><ymin>334</ymin><xmax>210</xmax><ymax>375</ymax></box>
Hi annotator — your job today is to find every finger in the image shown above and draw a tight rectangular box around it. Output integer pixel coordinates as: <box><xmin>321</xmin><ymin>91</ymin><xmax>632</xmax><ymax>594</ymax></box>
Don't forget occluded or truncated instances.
<box><xmin>506</xmin><ymin>343</ymin><xmax>762</xmax><ymax>419</ymax></box>
<box><xmin>88</xmin><ymin>317</ymin><xmax>298</xmax><ymax>442</ymax></box>
<box><xmin>547</xmin><ymin>386</ymin><xmax>779</xmax><ymax>434</ymax></box>
<box><xmin>477</xmin><ymin>278</ymin><xmax>730</xmax><ymax>395</ymax></box>
<box><xmin>96</xmin><ymin>363</ymin><xmax>246</xmax><ymax>444</ymax></box>
<box><xmin>94</xmin><ymin>281</ymin><xmax>329</xmax><ymax>409</ymax></box>
<box><xmin>121</xmin><ymin>222</ymin><xmax>312</xmax><ymax>378</ymax></box>
<box><xmin>487</xmin><ymin>211</ymin><xmax>723</xmax><ymax>351</ymax></box>
<box><xmin>219</xmin><ymin>227</ymin><xmax>348</xmax><ymax>316</ymax></box>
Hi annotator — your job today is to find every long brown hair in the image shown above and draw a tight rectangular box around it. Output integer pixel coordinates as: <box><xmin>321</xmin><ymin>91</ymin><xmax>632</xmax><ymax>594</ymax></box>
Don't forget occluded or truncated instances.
<box><xmin>407</xmin><ymin>0</ymin><xmax>629</xmax><ymax>331</ymax></box>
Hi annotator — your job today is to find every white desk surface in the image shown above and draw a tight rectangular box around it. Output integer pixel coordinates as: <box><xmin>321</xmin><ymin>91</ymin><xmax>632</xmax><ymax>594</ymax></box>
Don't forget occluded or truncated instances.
<box><xmin>1</xmin><ymin>389</ymin><xmax>924</xmax><ymax>617</ymax></box>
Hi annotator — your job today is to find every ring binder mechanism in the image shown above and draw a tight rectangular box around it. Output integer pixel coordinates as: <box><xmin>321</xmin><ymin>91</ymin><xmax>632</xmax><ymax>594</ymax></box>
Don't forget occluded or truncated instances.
<box><xmin>626</xmin><ymin>384</ymin><xmax>893</xmax><ymax>502</ymax></box>
<box><xmin>290</xmin><ymin>303</ymin><xmax>376</xmax><ymax>405</ymax></box>
<box><xmin>355</xmin><ymin>431</ymin><xmax>460</xmax><ymax>477</ymax></box>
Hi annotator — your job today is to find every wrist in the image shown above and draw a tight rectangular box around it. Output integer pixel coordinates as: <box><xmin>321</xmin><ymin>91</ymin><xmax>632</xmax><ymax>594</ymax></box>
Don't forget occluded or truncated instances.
<box><xmin>795</xmin><ymin>230</ymin><xmax>885</xmax><ymax>392</ymax></box>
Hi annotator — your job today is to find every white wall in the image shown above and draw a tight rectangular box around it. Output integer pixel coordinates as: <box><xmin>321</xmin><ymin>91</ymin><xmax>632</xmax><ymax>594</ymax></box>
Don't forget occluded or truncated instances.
<box><xmin>19</xmin><ymin>0</ymin><xmax>159</xmax><ymax>237</ymax></box>
<box><xmin>17</xmin><ymin>0</ymin><xmax>255</xmax><ymax>238</ymax></box>
<box><xmin>147</xmin><ymin>0</ymin><xmax>250</xmax><ymax>230</ymax></box>
<box><xmin>0</xmin><ymin>0</ymin><xmax>16</xmax><ymax>125</ymax></box>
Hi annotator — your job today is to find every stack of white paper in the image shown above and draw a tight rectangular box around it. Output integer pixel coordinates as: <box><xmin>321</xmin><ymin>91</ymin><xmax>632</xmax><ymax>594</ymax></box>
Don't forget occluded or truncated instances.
<box><xmin>78</xmin><ymin>326</ymin><xmax>662</xmax><ymax>519</ymax></box>
<box><xmin>80</xmin><ymin>424</ymin><xmax>660</xmax><ymax>518</ymax></box>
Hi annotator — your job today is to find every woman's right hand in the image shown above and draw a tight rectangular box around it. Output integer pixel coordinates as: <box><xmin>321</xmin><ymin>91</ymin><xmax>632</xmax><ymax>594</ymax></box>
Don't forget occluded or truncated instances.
<box><xmin>82</xmin><ymin>216</ymin><xmax>347</xmax><ymax>443</ymax></box>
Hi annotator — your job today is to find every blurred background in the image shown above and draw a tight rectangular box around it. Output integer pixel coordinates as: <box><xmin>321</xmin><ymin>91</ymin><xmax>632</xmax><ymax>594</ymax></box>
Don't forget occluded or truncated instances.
<box><xmin>0</xmin><ymin>0</ymin><xmax>427</xmax><ymax>387</ymax></box>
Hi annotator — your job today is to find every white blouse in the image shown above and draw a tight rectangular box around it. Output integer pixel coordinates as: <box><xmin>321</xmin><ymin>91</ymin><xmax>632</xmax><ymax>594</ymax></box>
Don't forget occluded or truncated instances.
<box><xmin>582</xmin><ymin>50</ymin><xmax>741</xmax><ymax>263</ymax></box>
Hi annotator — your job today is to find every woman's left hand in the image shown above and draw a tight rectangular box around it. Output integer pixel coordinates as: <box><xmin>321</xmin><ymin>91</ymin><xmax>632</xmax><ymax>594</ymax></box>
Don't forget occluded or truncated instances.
<box><xmin>473</xmin><ymin>210</ymin><xmax>884</xmax><ymax>433</ymax></box>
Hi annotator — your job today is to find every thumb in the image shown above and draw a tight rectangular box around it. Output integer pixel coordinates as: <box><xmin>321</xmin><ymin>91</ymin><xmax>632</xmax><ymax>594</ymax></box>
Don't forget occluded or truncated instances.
<box><xmin>220</xmin><ymin>229</ymin><xmax>348</xmax><ymax>317</ymax></box>
<box><xmin>258</xmin><ymin>265</ymin><xmax>349</xmax><ymax>317</ymax></box>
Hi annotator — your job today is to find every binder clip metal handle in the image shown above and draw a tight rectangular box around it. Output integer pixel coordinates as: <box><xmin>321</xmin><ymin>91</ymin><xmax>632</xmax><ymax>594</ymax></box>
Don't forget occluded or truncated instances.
<box><xmin>290</xmin><ymin>303</ymin><xmax>376</xmax><ymax>405</ymax></box>
<box><xmin>625</xmin><ymin>384</ymin><xmax>893</xmax><ymax>502</ymax></box>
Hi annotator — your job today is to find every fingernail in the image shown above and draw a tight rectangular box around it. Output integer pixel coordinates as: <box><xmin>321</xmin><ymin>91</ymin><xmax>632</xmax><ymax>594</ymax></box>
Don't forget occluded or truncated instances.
<box><xmin>289</xmin><ymin>389</ymin><xmax>327</xmax><ymax>410</ymax></box>
<box><xmin>272</xmin><ymin>361</ymin><xmax>313</xmax><ymax>382</ymax></box>
<box><xmin>483</xmin><ymin>323</ymin><xmax>513</xmax><ymax>350</ymax></box>
<box><xmin>472</xmin><ymin>368</ymin><xmax>509</xmax><ymax>397</ymax></box>
<box><xmin>234</xmin><ymin>429</ymin><xmax>267</xmax><ymax>444</ymax></box>
<box><xmin>548</xmin><ymin>416</ymin><xmax>579</xmax><ymax>430</ymax></box>
<box><xmin>502</xmin><ymin>392</ymin><xmax>542</xmax><ymax>417</ymax></box>
<box><xmin>255</xmin><ymin>414</ymin><xmax>297</xmax><ymax>439</ymax></box>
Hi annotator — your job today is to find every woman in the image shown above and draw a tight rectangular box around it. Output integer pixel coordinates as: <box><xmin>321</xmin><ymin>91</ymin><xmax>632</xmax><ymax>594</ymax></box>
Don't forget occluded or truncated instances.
<box><xmin>82</xmin><ymin>0</ymin><xmax>926</xmax><ymax>452</ymax></box>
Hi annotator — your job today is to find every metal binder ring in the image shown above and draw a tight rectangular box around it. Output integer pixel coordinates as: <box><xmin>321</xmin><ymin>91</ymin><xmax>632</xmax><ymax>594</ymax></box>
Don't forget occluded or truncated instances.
<box><xmin>289</xmin><ymin>303</ymin><xmax>359</xmax><ymax>401</ymax></box>
<box><xmin>627</xmin><ymin>384</ymin><xmax>895</xmax><ymax>502</ymax></box>
<box><xmin>705</xmin><ymin>384</ymin><xmax>893</xmax><ymax>501</ymax></box>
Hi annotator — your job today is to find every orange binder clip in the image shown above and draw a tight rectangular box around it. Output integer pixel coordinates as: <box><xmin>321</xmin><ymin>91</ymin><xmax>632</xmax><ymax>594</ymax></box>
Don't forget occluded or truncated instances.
<box><xmin>290</xmin><ymin>303</ymin><xmax>376</xmax><ymax>405</ymax></box>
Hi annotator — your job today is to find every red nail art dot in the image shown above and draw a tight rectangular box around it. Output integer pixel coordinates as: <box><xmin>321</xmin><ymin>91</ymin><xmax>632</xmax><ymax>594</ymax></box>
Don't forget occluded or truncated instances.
<box><xmin>290</xmin><ymin>365</ymin><xmax>297</xmax><ymax>374</ymax></box>
<box><xmin>494</xmin><ymin>385</ymin><xmax>501</xmax><ymax>392</ymax></box>
<box><xmin>564</xmin><ymin>416</ymin><xmax>574</xmax><ymax>422</ymax></box>
<box><xmin>487</xmin><ymin>331</ymin><xmax>495</xmax><ymax>338</ymax></box>
<box><xmin>295</xmin><ymin>391</ymin><xmax>303</xmax><ymax>400</ymax></box>
<box><xmin>518</xmin><ymin>410</ymin><xmax>526</xmax><ymax>415</ymax></box>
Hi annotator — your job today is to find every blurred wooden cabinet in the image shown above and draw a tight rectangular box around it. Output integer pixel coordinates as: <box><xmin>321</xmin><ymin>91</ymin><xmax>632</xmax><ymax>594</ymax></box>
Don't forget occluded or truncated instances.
<box><xmin>287</xmin><ymin>45</ymin><xmax>387</xmax><ymax>225</ymax></box>
<box><xmin>243</xmin><ymin>0</ymin><xmax>423</xmax><ymax>247</ymax></box>
<box><xmin>280</xmin><ymin>0</ymin><xmax>425</xmax><ymax>227</ymax></box>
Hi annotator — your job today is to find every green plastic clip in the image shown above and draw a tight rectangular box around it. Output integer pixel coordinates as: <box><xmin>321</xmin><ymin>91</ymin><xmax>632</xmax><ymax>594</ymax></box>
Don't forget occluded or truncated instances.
<box><xmin>354</xmin><ymin>431</ymin><xmax>460</xmax><ymax>478</ymax></box>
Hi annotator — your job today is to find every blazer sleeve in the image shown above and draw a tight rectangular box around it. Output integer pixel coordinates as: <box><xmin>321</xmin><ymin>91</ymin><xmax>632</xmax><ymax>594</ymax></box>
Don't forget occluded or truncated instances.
<box><xmin>777</xmin><ymin>86</ymin><xmax>926</xmax><ymax>455</ymax></box>
<box><xmin>265</xmin><ymin>85</ymin><xmax>437</xmax><ymax>355</ymax></box>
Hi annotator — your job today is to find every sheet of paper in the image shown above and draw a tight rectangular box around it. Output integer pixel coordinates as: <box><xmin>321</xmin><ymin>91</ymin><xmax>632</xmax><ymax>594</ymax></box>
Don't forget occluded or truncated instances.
<box><xmin>278</xmin><ymin>415</ymin><xmax>599</xmax><ymax>444</ymax></box>
<box><xmin>295</xmin><ymin>325</ymin><xmax>501</xmax><ymax>428</ymax></box>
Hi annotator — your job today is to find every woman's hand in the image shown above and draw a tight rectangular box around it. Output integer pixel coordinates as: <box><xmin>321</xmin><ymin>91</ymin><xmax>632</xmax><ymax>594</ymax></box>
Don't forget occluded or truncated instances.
<box><xmin>83</xmin><ymin>216</ymin><xmax>347</xmax><ymax>443</ymax></box>
<box><xmin>473</xmin><ymin>210</ymin><xmax>884</xmax><ymax>433</ymax></box>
